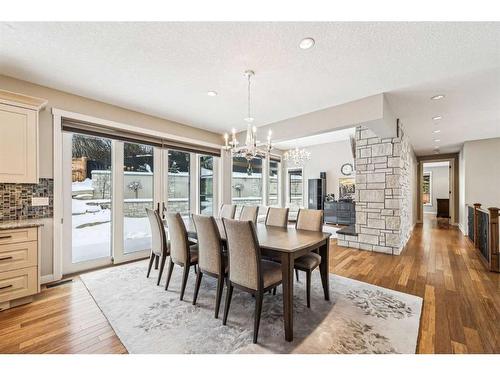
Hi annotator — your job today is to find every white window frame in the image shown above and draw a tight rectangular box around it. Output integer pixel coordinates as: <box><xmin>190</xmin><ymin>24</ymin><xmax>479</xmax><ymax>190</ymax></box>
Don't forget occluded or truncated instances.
<box><xmin>52</xmin><ymin>108</ymin><xmax>221</xmax><ymax>282</ymax></box>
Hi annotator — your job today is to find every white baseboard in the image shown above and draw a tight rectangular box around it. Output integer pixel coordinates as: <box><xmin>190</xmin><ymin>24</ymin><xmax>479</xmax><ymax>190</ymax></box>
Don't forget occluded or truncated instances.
<box><xmin>458</xmin><ymin>223</ymin><xmax>466</xmax><ymax>235</ymax></box>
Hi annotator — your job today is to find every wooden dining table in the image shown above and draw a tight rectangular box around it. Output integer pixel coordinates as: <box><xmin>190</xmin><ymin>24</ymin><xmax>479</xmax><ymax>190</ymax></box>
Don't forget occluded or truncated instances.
<box><xmin>165</xmin><ymin>217</ymin><xmax>331</xmax><ymax>342</ymax></box>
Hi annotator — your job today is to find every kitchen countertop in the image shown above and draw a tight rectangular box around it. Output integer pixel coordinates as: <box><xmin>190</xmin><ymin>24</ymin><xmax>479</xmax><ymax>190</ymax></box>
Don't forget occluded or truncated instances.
<box><xmin>0</xmin><ymin>219</ymin><xmax>45</xmax><ymax>230</ymax></box>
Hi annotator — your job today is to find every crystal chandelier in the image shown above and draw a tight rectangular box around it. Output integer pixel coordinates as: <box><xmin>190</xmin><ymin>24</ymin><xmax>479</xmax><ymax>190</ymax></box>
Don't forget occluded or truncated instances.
<box><xmin>283</xmin><ymin>147</ymin><xmax>311</xmax><ymax>166</ymax></box>
<box><xmin>223</xmin><ymin>70</ymin><xmax>272</xmax><ymax>161</ymax></box>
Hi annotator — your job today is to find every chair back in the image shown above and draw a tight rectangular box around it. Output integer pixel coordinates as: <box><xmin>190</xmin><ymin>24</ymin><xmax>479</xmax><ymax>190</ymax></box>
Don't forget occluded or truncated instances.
<box><xmin>296</xmin><ymin>209</ymin><xmax>323</xmax><ymax>232</ymax></box>
<box><xmin>192</xmin><ymin>214</ymin><xmax>222</xmax><ymax>274</ymax></box>
<box><xmin>239</xmin><ymin>205</ymin><xmax>258</xmax><ymax>224</ymax></box>
<box><xmin>219</xmin><ymin>204</ymin><xmax>236</xmax><ymax>219</ymax></box>
<box><xmin>223</xmin><ymin>218</ymin><xmax>261</xmax><ymax>290</ymax></box>
<box><xmin>265</xmin><ymin>207</ymin><xmax>289</xmax><ymax>228</ymax></box>
<box><xmin>146</xmin><ymin>208</ymin><xmax>168</xmax><ymax>256</ymax></box>
<box><xmin>166</xmin><ymin>212</ymin><xmax>190</xmax><ymax>265</ymax></box>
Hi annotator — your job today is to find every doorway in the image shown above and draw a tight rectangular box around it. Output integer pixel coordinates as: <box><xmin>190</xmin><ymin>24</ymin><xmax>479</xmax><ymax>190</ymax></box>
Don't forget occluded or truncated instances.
<box><xmin>417</xmin><ymin>154</ymin><xmax>458</xmax><ymax>226</ymax></box>
<box><xmin>421</xmin><ymin>161</ymin><xmax>450</xmax><ymax>226</ymax></box>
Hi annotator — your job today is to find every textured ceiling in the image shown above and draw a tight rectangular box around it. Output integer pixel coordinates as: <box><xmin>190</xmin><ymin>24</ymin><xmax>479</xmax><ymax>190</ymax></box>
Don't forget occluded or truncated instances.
<box><xmin>0</xmin><ymin>22</ymin><xmax>499</xmax><ymax>154</ymax></box>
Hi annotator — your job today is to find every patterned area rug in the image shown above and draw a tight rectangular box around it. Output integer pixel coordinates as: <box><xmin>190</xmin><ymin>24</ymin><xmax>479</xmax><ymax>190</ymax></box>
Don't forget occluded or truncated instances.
<box><xmin>80</xmin><ymin>260</ymin><xmax>422</xmax><ymax>354</ymax></box>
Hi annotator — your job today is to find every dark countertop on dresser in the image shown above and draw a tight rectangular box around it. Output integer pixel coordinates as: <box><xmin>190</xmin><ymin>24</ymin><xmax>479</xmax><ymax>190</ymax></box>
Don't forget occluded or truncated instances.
<box><xmin>0</xmin><ymin>219</ymin><xmax>45</xmax><ymax>230</ymax></box>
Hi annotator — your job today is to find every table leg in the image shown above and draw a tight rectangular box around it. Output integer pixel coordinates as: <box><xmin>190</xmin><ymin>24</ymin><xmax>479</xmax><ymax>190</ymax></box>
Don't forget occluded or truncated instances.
<box><xmin>281</xmin><ymin>252</ymin><xmax>294</xmax><ymax>342</ymax></box>
<box><xmin>319</xmin><ymin>238</ymin><xmax>330</xmax><ymax>301</ymax></box>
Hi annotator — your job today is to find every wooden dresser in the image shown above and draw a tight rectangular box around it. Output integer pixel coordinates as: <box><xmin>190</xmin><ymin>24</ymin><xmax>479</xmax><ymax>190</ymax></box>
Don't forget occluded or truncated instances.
<box><xmin>0</xmin><ymin>223</ymin><xmax>42</xmax><ymax>311</ymax></box>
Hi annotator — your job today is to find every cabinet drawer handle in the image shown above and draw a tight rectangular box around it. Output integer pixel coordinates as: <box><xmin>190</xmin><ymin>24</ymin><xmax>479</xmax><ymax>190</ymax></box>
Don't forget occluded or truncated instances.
<box><xmin>0</xmin><ymin>256</ymin><xmax>13</xmax><ymax>261</ymax></box>
<box><xmin>0</xmin><ymin>235</ymin><xmax>13</xmax><ymax>240</ymax></box>
<box><xmin>0</xmin><ymin>284</ymin><xmax>13</xmax><ymax>290</ymax></box>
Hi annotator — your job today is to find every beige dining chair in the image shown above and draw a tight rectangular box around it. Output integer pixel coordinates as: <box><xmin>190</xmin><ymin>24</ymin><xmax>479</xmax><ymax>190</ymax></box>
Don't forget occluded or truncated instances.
<box><xmin>146</xmin><ymin>208</ymin><xmax>170</xmax><ymax>286</ymax></box>
<box><xmin>191</xmin><ymin>214</ymin><xmax>227</xmax><ymax>318</ymax></box>
<box><xmin>222</xmin><ymin>218</ymin><xmax>282</xmax><ymax>343</ymax></box>
<box><xmin>219</xmin><ymin>204</ymin><xmax>236</xmax><ymax>219</ymax></box>
<box><xmin>239</xmin><ymin>205</ymin><xmax>258</xmax><ymax>224</ymax></box>
<box><xmin>265</xmin><ymin>207</ymin><xmax>289</xmax><ymax>228</ymax></box>
<box><xmin>164</xmin><ymin>212</ymin><xmax>199</xmax><ymax>301</ymax></box>
<box><xmin>294</xmin><ymin>208</ymin><xmax>324</xmax><ymax>308</ymax></box>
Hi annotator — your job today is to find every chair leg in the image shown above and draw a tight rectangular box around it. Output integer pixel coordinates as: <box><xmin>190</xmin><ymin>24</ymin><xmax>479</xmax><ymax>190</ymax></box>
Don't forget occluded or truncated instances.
<box><xmin>273</xmin><ymin>287</ymin><xmax>277</xmax><ymax>295</ymax></box>
<box><xmin>157</xmin><ymin>254</ymin><xmax>167</xmax><ymax>286</ymax></box>
<box><xmin>222</xmin><ymin>283</ymin><xmax>234</xmax><ymax>325</ymax></box>
<box><xmin>306</xmin><ymin>270</ymin><xmax>311</xmax><ymax>308</ymax></box>
<box><xmin>179</xmin><ymin>265</ymin><xmax>190</xmax><ymax>301</ymax></box>
<box><xmin>165</xmin><ymin>259</ymin><xmax>174</xmax><ymax>291</ymax></box>
<box><xmin>146</xmin><ymin>253</ymin><xmax>155</xmax><ymax>278</ymax></box>
<box><xmin>253</xmin><ymin>291</ymin><xmax>264</xmax><ymax>343</ymax></box>
<box><xmin>295</xmin><ymin>269</ymin><xmax>300</xmax><ymax>282</ymax></box>
<box><xmin>192</xmin><ymin>270</ymin><xmax>203</xmax><ymax>305</ymax></box>
<box><xmin>214</xmin><ymin>275</ymin><xmax>224</xmax><ymax>318</ymax></box>
<box><xmin>154</xmin><ymin>255</ymin><xmax>159</xmax><ymax>270</ymax></box>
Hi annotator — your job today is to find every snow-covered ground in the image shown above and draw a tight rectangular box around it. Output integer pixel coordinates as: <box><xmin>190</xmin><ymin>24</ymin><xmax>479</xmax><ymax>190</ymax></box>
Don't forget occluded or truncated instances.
<box><xmin>71</xmin><ymin>177</ymin><xmax>152</xmax><ymax>263</ymax></box>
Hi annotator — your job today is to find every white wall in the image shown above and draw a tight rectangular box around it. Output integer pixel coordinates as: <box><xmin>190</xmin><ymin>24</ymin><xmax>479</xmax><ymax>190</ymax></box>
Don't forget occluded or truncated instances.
<box><xmin>459</xmin><ymin>148</ymin><xmax>466</xmax><ymax>233</ymax></box>
<box><xmin>284</xmin><ymin>139</ymin><xmax>354</xmax><ymax>205</ymax></box>
<box><xmin>423</xmin><ymin>164</ymin><xmax>449</xmax><ymax>214</ymax></box>
<box><xmin>460</xmin><ymin>137</ymin><xmax>500</xmax><ymax>231</ymax></box>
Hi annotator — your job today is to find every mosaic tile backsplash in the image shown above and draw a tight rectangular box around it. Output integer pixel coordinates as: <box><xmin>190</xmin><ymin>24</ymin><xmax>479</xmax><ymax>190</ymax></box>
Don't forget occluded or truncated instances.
<box><xmin>0</xmin><ymin>178</ymin><xmax>54</xmax><ymax>221</ymax></box>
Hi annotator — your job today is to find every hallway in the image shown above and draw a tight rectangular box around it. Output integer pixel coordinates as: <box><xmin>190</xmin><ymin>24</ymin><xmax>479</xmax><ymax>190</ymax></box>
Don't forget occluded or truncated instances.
<box><xmin>332</xmin><ymin>217</ymin><xmax>500</xmax><ymax>353</ymax></box>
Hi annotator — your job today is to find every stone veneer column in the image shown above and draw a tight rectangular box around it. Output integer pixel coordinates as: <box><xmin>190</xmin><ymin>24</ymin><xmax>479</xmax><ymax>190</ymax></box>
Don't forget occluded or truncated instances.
<box><xmin>337</xmin><ymin>125</ymin><xmax>412</xmax><ymax>255</ymax></box>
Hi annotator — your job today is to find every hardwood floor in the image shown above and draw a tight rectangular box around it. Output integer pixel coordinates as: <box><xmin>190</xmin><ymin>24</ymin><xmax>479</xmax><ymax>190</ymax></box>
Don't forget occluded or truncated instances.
<box><xmin>333</xmin><ymin>216</ymin><xmax>500</xmax><ymax>354</ymax></box>
<box><xmin>0</xmin><ymin>216</ymin><xmax>498</xmax><ymax>354</ymax></box>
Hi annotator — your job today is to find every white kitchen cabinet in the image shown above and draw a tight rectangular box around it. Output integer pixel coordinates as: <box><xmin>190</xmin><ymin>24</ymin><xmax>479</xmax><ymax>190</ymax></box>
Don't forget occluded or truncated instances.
<box><xmin>0</xmin><ymin>90</ymin><xmax>47</xmax><ymax>184</ymax></box>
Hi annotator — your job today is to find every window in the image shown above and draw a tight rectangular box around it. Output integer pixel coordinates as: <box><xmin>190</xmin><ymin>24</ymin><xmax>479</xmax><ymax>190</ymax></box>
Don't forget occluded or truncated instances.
<box><xmin>268</xmin><ymin>159</ymin><xmax>280</xmax><ymax>206</ymax></box>
<box><xmin>422</xmin><ymin>171</ymin><xmax>432</xmax><ymax>206</ymax></box>
<box><xmin>199</xmin><ymin>155</ymin><xmax>214</xmax><ymax>215</ymax></box>
<box><xmin>232</xmin><ymin>157</ymin><xmax>263</xmax><ymax>215</ymax></box>
<box><xmin>123</xmin><ymin>142</ymin><xmax>154</xmax><ymax>254</ymax></box>
<box><xmin>288</xmin><ymin>168</ymin><xmax>303</xmax><ymax>209</ymax></box>
<box><xmin>168</xmin><ymin>150</ymin><xmax>190</xmax><ymax>217</ymax></box>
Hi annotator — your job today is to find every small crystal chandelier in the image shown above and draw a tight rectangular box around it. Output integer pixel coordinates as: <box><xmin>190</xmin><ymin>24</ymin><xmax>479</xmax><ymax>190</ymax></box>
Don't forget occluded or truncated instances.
<box><xmin>284</xmin><ymin>147</ymin><xmax>311</xmax><ymax>166</ymax></box>
<box><xmin>223</xmin><ymin>70</ymin><xmax>272</xmax><ymax>161</ymax></box>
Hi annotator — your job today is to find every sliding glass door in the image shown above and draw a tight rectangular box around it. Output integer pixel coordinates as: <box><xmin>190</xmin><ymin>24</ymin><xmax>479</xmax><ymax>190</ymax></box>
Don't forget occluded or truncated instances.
<box><xmin>62</xmin><ymin>132</ymin><xmax>219</xmax><ymax>274</ymax></box>
<box><xmin>63</xmin><ymin>132</ymin><xmax>114</xmax><ymax>273</ymax></box>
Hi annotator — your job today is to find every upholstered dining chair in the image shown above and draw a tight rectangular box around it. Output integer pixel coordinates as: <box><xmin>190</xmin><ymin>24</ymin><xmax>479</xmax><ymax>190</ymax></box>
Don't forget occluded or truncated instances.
<box><xmin>265</xmin><ymin>207</ymin><xmax>289</xmax><ymax>228</ymax></box>
<box><xmin>164</xmin><ymin>212</ymin><xmax>199</xmax><ymax>300</ymax></box>
<box><xmin>222</xmin><ymin>218</ymin><xmax>282</xmax><ymax>343</ymax></box>
<box><xmin>239</xmin><ymin>205</ymin><xmax>259</xmax><ymax>224</ymax></box>
<box><xmin>146</xmin><ymin>208</ymin><xmax>169</xmax><ymax>285</ymax></box>
<box><xmin>294</xmin><ymin>208</ymin><xmax>324</xmax><ymax>308</ymax></box>
<box><xmin>219</xmin><ymin>204</ymin><xmax>236</xmax><ymax>219</ymax></box>
<box><xmin>191</xmin><ymin>214</ymin><xmax>227</xmax><ymax>318</ymax></box>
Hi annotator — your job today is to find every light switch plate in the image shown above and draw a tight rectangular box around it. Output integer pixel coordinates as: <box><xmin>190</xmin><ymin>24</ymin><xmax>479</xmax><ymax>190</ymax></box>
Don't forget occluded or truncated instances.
<box><xmin>31</xmin><ymin>197</ymin><xmax>49</xmax><ymax>207</ymax></box>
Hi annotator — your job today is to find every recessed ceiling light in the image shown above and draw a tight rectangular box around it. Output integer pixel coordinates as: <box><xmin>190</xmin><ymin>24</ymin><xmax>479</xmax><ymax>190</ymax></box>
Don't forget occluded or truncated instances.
<box><xmin>207</xmin><ymin>91</ymin><xmax>218</xmax><ymax>97</ymax></box>
<box><xmin>433</xmin><ymin>130</ymin><xmax>441</xmax><ymax>134</ymax></box>
<box><xmin>299</xmin><ymin>37</ymin><xmax>315</xmax><ymax>50</ymax></box>
<box><xmin>434</xmin><ymin>139</ymin><xmax>441</xmax><ymax>142</ymax></box>
<box><xmin>431</xmin><ymin>94</ymin><xmax>445</xmax><ymax>100</ymax></box>
<box><xmin>432</xmin><ymin>115</ymin><xmax>442</xmax><ymax>121</ymax></box>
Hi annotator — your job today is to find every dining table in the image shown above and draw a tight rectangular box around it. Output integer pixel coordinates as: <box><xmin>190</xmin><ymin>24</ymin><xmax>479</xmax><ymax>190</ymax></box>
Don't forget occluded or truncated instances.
<box><xmin>165</xmin><ymin>217</ymin><xmax>331</xmax><ymax>342</ymax></box>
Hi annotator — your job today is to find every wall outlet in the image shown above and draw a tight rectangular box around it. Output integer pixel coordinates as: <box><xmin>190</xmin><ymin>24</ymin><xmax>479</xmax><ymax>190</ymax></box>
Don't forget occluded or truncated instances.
<box><xmin>31</xmin><ymin>197</ymin><xmax>49</xmax><ymax>207</ymax></box>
